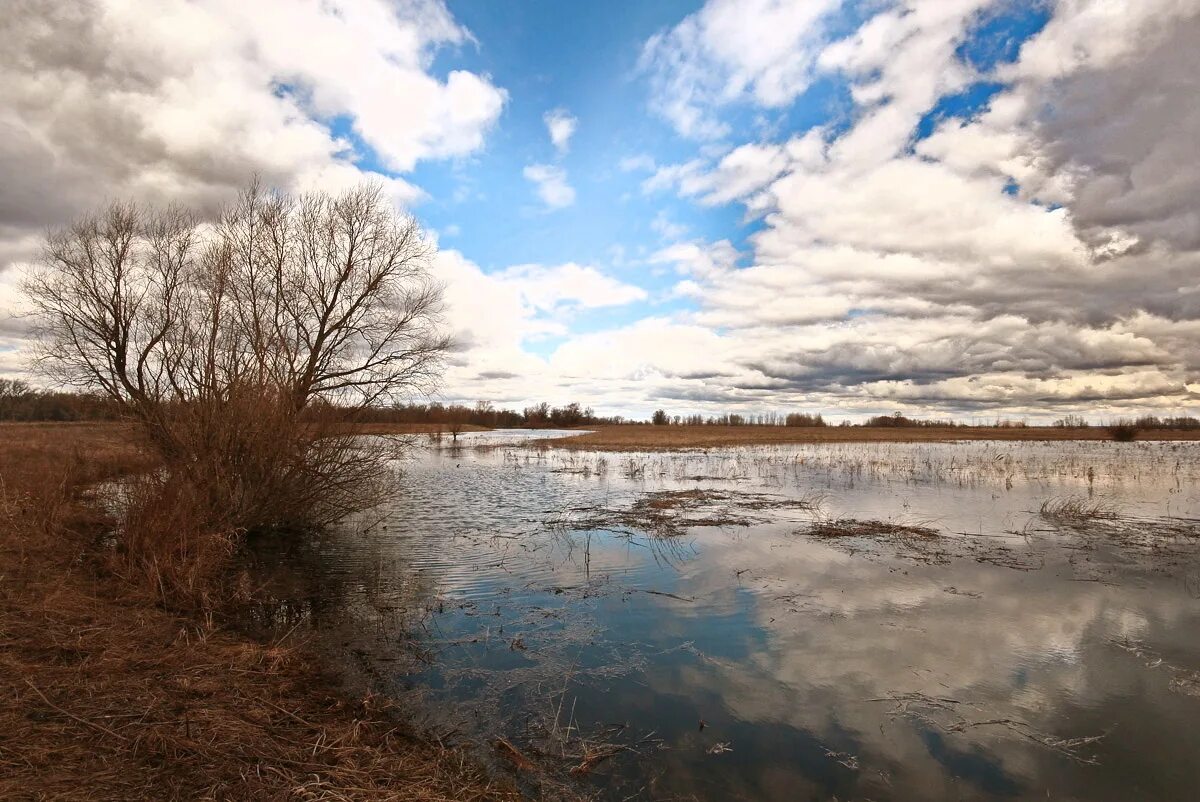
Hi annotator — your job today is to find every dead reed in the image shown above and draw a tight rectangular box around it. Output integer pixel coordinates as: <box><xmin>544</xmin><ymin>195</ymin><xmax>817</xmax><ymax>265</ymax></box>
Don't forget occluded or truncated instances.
<box><xmin>1039</xmin><ymin>496</ymin><xmax>1120</xmax><ymax>523</ymax></box>
<box><xmin>807</xmin><ymin>518</ymin><xmax>940</xmax><ymax>540</ymax></box>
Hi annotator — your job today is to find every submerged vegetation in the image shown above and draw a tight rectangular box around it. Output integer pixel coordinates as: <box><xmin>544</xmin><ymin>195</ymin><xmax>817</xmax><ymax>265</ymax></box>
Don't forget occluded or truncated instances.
<box><xmin>552</xmin><ymin>488</ymin><xmax>822</xmax><ymax>539</ymax></box>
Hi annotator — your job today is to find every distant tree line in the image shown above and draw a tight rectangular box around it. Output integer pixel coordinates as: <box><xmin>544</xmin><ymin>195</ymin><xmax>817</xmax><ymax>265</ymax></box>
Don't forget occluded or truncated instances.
<box><xmin>1051</xmin><ymin>414</ymin><xmax>1200</xmax><ymax>443</ymax></box>
<box><xmin>649</xmin><ymin>409</ymin><xmax>1200</xmax><ymax>429</ymax></box>
<box><xmin>860</xmin><ymin>412</ymin><xmax>972</xmax><ymax>427</ymax></box>
<box><xmin>1054</xmin><ymin>414</ymin><xmax>1200</xmax><ymax>430</ymax></box>
<box><xmin>7</xmin><ymin>381</ymin><xmax>1199</xmax><ymax>432</ymax></box>
<box><xmin>0</xmin><ymin>379</ymin><xmax>117</xmax><ymax>421</ymax></box>
<box><xmin>0</xmin><ymin>383</ymin><xmax>626</xmax><ymax>430</ymax></box>
<box><xmin>652</xmin><ymin>410</ymin><xmax>826</xmax><ymax>426</ymax></box>
<box><xmin>1127</xmin><ymin>415</ymin><xmax>1200</xmax><ymax>429</ymax></box>
<box><xmin>356</xmin><ymin>400</ymin><xmax>626</xmax><ymax>429</ymax></box>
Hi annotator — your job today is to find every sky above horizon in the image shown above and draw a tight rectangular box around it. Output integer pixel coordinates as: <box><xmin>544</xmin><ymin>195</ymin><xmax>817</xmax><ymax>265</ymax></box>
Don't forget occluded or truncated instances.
<box><xmin>2</xmin><ymin>0</ymin><xmax>1200</xmax><ymax>421</ymax></box>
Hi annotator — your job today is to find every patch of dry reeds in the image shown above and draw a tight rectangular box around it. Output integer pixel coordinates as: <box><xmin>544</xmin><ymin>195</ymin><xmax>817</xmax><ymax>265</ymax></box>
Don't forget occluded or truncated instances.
<box><xmin>807</xmin><ymin>518</ymin><xmax>940</xmax><ymax>540</ymax></box>
<box><xmin>554</xmin><ymin>488</ymin><xmax>820</xmax><ymax>539</ymax></box>
<box><xmin>106</xmin><ymin>474</ymin><xmax>245</xmax><ymax>612</ymax></box>
<box><xmin>1039</xmin><ymin>496</ymin><xmax>1120</xmax><ymax>523</ymax></box>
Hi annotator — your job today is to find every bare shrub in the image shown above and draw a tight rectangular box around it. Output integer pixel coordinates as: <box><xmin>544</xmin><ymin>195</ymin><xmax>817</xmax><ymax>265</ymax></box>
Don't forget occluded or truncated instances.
<box><xmin>1108</xmin><ymin>424</ymin><xmax>1138</xmax><ymax>442</ymax></box>
<box><xmin>445</xmin><ymin>405</ymin><xmax>468</xmax><ymax>442</ymax></box>
<box><xmin>23</xmin><ymin>181</ymin><xmax>448</xmax><ymax>601</ymax></box>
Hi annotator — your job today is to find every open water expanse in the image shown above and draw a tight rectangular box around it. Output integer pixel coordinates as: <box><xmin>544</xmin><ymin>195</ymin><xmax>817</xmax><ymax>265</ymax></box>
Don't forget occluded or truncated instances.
<box><xmin>255</xmin><ymin>431</ymin><xmax>1200</xmax><ymax>800</ymax></box>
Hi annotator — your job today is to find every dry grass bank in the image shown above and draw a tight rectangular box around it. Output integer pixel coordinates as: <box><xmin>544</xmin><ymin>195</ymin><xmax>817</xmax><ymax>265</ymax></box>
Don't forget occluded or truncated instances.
<box><xmin>543</xmin><ymin>424</ymin><xmax>1200</xmax><ymax>450</ymax></box>
<box><xmin>0</xmin><ymin>422</ymin><xmax>519</xmax><ymax>801</ymax></box>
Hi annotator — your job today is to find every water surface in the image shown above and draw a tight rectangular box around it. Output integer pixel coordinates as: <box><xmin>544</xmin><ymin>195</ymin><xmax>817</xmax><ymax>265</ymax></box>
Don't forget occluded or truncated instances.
<box><xmin>259</xmin><ymin>433</ymin><xmax>1200</xmax><ymax>800</ymax></box>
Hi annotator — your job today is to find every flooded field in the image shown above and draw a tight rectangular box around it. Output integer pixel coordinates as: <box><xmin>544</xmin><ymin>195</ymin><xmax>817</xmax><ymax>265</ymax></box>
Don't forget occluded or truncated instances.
<box><xmin>256</xmin><ymin>431</ymin><xmax>1200</xmax><ymax>800</ymax></box>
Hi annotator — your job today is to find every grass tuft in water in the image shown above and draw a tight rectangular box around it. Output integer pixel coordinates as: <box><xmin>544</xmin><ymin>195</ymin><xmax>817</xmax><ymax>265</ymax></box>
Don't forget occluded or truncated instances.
<box><xmin>1039</xmin><ymin>496</ymin><xmax>1120</xmax><ymax>523</ymax></box>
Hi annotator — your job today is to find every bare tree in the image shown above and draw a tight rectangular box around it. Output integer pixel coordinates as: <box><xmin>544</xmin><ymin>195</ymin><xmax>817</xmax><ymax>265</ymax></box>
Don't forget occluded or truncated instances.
<box><xmin>0</xmin><ymin>379</ymin><xmax>34</xmax><ymax>419</ymax></box>
<box><xmin>24</xmin><ymin>181</ymin><xmax>449</xmax><ymax>533</ymax></box>
<box><xmin>445</xmin><ymin>405</ymin><xmax>468</xmax><ymax>442</ymax></box>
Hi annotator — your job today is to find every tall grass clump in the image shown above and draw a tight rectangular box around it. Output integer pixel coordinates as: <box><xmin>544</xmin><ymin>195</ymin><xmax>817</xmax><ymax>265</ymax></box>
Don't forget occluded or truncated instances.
<box><xmin>1039</xmin><ymin>496</ymin><xmax>1119</xmax><ymax>523</ymax></box>
<box><xmin>22</xmin><ymin>180</ymin><xmax>447</xmax><ymax>608</ymax></box>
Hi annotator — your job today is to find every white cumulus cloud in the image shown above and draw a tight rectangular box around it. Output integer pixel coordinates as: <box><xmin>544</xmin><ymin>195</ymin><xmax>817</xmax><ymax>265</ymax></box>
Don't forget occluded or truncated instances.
<box><xmin>523</xmin><ymin>163</ymin><xmax>576</xmax><ymax>209</ymax></box>
<box><xmin>0</xmin><ymin>0</ymin><xmax>505</xmax><ymax>259</ymax></box>
<box><xmin>639</xmin><ymin>0</ymin><xmax>843</xmax><ymax>138</ymax></box>
<box><xmin>543</xmin><ymin>108</ymin><xmax>578</xmax><ymax>154</ymax></box>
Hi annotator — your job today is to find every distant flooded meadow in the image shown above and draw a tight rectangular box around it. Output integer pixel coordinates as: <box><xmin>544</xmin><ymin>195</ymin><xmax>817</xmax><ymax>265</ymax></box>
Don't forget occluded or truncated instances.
<box><xmin>253</xmin><ymin>431</ymin><xmax>1200</xmax><ymax>801</ymax></box>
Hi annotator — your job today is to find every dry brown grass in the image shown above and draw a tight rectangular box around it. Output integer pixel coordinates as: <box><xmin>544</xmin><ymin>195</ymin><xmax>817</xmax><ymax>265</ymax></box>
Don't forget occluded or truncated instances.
<box><xmin>0</xmin><ymin>422</ymin><xmax>152</xmax><ymax>489</ymax></box>
<box><xmin>0</xmin><ymin>422</ymin><xmax>521</xmax><ymax>801</ymax></box>
<box><xmin>543</xmin><ymin>424</ymin><xmax>1200</xmax><ymax>450</ymax></box>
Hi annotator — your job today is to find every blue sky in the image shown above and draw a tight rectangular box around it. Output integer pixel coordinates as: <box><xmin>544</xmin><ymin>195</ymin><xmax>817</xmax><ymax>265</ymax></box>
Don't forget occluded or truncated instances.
<box><xmin>408</xmin><ymin>0</ymin><xmax>757</xmax><ymax>336</ymax></box>
<box><xmin>2</xmin><ymin>0</ymin><xmax>1198</xmax><ymax>420</ymax></box>
<box><xmin>403</xmin><ymin>2</ymin><xmax>1043</xmax><ymax>311</ymax></box>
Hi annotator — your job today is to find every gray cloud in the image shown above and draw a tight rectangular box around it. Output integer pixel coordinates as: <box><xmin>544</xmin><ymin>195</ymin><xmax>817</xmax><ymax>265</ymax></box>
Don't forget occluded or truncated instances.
<box><xmin>1</xmin><ymin>3</ymin><xmax>297</xmax><ymax>229</ymax></box>
<box><xmin>745</xmin><ymin>317</ymin><xmax>1169</xmax><ymax>390</ymax></box>
<box><xmin>0</xmin><ymin>0</ymin><xmax>503</xmax><ymax>271</ymax></box>
<box><xmin>1035</xmin><ymin>17</ymin><xmax>1200</xmax><ymax>255</ymax></box>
